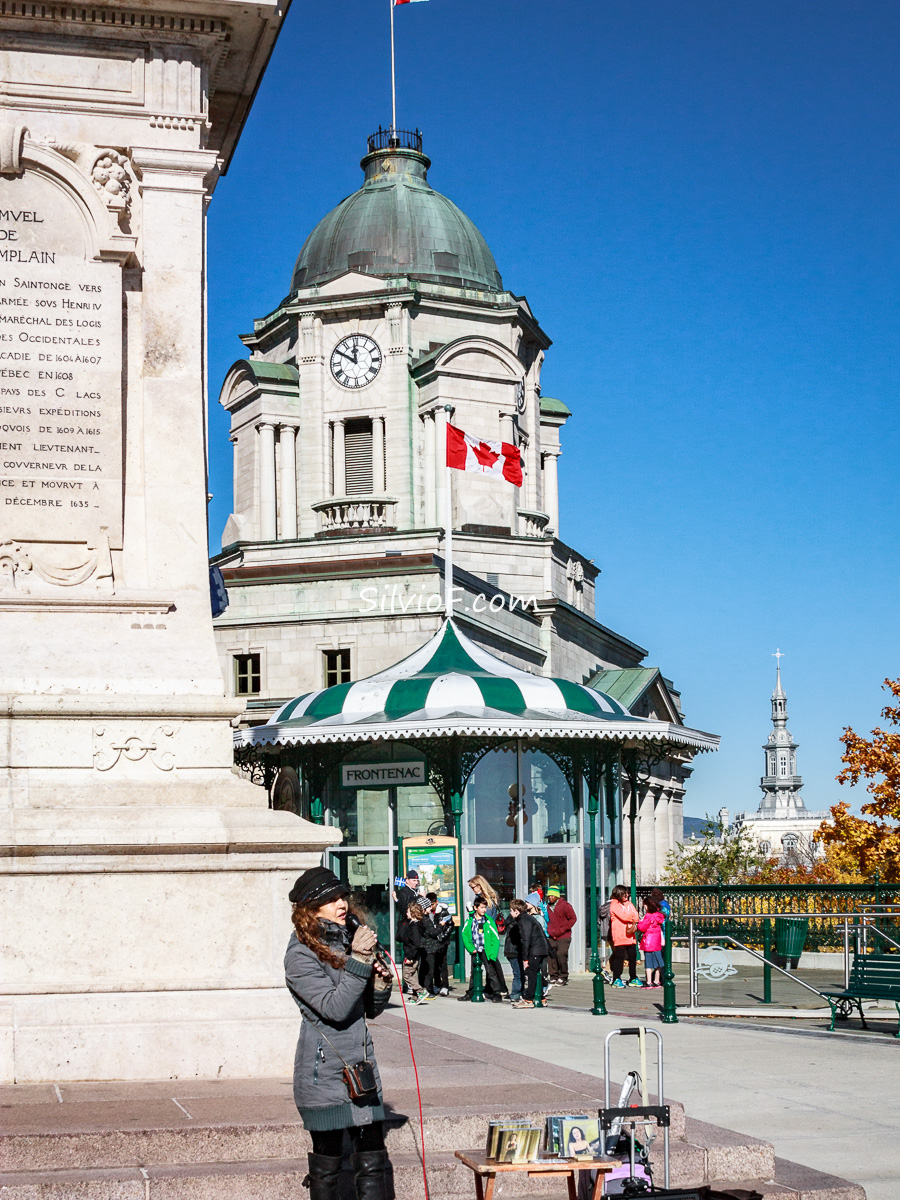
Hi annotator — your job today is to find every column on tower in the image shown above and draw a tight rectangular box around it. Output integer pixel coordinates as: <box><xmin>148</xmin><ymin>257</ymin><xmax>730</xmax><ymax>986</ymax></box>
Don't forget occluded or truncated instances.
<box><xmin>422</xmin><ymin>410</ymin><xmax>436</xmax><ymax>526</ymax></box>
<box><xmin>332</xmin><ymin>419</ymin><xmax>346</xmax><ymax>496</ymax></box>
<box><xmin>257</xmin><ymin>421</ymin><xmax>277</xmax><ymax>540</ymax></box>
<box><xmin>373</xmin><ymin>416</ymin><xmax>385</xmax><ymax>494</ymax></box>
<box><xmin>279</xmin><ymin>424</ymin><xmax>297</xmax><ymax>539</ymax></box>
<box><xmin>542</xmin><ymin>447</ymin><xmax>560</xmax><ymax>535</ymax></box>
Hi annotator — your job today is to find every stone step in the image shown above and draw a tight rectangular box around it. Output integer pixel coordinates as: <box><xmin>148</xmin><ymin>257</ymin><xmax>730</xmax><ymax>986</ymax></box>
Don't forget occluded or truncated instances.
<box><xmin>3</xmin><ymin>1104</ymin><xmax>691</xmax><ymax>1171</ymax></box>
<box><xmin>0</xmin><ymin>1152</ymin><xmax>866</xmax><ymax>1200</ymax></box>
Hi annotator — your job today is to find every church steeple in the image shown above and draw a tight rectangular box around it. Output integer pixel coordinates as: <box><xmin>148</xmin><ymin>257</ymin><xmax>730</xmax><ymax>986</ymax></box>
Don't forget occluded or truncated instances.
<box><xmin>771</xmin><ymin>648</ymin><xmax>787</xmax><ymax>725</ymax></box>
<box><xmin>759</xmin><ymin>651</ymin><xmax>806</xmax><ymax>815</ymax></box>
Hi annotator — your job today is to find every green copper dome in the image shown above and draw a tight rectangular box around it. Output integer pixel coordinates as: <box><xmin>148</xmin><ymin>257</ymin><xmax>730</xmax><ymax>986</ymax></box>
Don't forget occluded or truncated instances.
<box><xmin>291</xmin><ymin>135</ymin><xmax>503</xmax><ymax>294</ymax></box>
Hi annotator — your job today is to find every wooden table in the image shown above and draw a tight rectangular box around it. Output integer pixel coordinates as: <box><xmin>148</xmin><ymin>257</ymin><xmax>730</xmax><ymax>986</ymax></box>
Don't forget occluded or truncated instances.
<box><xmin>454</xmin><ymin>1150</ymin><xmax>615</xmax><ymax>1200</ymax></box>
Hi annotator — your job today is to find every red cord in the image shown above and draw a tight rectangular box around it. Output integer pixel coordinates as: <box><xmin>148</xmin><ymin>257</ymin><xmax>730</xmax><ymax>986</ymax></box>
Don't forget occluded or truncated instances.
<box><xmin>384</xmin><ymin>950</ymin><xmax>430</xmax><ymax>1200</ymax></box>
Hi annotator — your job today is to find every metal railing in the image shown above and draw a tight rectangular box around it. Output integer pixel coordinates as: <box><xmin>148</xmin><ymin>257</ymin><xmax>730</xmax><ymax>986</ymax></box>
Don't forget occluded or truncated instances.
<box><xmin>678</xmin><ymin>910</ymin><xmax>900</xmax><ymax>1010</ymax></box>
<box><xmin>643</xmin><ymin>883</ymin><xmax>900</xmax><ymax>951</ymax></box>
<box><xmin>367</xmin><ymin>126</ymin><xmax>423</xmax><ymax>154</ymax></box>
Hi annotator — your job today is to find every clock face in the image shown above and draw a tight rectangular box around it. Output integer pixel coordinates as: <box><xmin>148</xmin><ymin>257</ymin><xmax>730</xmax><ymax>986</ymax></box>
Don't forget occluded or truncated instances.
<box><xmin>330</xmin><ymin>334</ymin><xmax>382</xmax><ymax>389</ymax></box>
<box><xmin>515</xmin><ymin>381</ymin><xmax>526</xmax><ymax>413</ymax></box>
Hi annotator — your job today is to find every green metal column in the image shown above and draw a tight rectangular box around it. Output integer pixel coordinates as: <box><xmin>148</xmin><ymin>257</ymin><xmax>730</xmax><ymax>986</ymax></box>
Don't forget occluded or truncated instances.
<box><xmin>450</xmin><ymin>748</ymin><xmax>466</xmax><ymax>983</ymax></box>
<box><xmin>587</xmin><ymin>780</ymin><xmax>599</xmax><ymax>973</ymax></box>
<box><xmin>310</xmin><ymin>794</ymin><xmax>324</xmax><ymax>824</ymax></box>
<box><xmin>625</xmin><ymin>753</ymin><xmax>639</xmax><ymax>904</ymax></box>
<box><xmin>661</xmin><ymin>922</ymin><xmax>677</xmax><ymax>1023</ymax></box>
<box><xmin>763</xmin><ymin>917</ymin><xmax>772</xmax><ymax>1004</ymax></box>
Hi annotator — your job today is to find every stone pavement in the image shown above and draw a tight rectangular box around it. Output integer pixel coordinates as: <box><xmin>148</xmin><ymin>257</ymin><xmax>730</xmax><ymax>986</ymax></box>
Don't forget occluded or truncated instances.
<box><xmin>0</xmin><ymin>986</ymin><xmax>874</xmax><ymax>1199</ymax></box>
<box><xmin>406</xmin><ymin>975</ymin><xmax>899</xmax><ymax>1199</ymax></box>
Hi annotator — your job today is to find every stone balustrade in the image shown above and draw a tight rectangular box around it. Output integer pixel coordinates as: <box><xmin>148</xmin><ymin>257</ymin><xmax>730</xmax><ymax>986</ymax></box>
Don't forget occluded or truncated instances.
<box><xmin>313</xmin><ymin>496</ymin><xmax>398</xmax><ymax>535</ymax></box>
<box><xmin>517</xmin><ymin>508</ymin><xmax>552</xmax><ymax>538</ymax></box>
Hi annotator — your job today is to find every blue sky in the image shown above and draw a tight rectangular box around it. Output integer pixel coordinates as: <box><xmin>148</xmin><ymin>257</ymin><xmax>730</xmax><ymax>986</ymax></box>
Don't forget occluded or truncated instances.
<box><xmin>206</xmin><ymin>0</ymin><xmax>899</xmax><ymax>821</ymax></box>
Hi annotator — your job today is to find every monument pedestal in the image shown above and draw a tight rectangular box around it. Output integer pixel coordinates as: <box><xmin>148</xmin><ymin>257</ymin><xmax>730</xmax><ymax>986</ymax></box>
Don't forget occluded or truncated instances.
<box><xmin>0</xmin><ymin>0</ymin><xmax>334</xmax><ymax>1081</ymax></box>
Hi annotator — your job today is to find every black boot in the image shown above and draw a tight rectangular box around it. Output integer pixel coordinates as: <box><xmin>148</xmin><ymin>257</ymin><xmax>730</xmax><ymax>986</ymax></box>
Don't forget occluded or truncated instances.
<box><xmin>303</xmin><ymin>1152</ymin><xmax>343</xmax><ymax>1200</ymax></box>
<box><xmin>350</xmin><ymin>1149</ymin><xmax>390</xmax><ymax>1200</ymax></box>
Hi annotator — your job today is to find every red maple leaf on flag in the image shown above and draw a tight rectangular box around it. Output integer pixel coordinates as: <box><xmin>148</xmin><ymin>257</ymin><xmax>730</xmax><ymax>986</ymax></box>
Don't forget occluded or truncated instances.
<box><xmin>471</xmin><ymin>440</ymin><xmax>500</xmax><ymax>469</ymax></box>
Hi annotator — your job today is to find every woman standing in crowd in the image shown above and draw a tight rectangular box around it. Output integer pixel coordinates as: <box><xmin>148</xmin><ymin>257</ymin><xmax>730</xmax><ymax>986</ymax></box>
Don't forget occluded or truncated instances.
<box><xmin>608</xmin><ymin>884</ymin><xmax>642</xmax><ymax>988</ymax></box>
<box><xmin>467</xmin><ymin>874</ymin><xmax>503</xmax><ymax>922</ymax></box>
<box><xmin>508</xmin><ymin>898</ymin><xmax>551</xmax><ymax>1009</ymax></box>
<box><xmin>285</xmin><ymin>867</ymin><xmax>394</xmax><ymax>1200</ymax></box>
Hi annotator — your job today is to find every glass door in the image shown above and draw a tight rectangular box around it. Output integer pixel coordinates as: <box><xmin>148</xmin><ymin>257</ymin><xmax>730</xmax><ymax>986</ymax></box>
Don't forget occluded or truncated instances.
<box><xmin>463</xmin><ymin>846</ymin><xmax>584</xmax><ymax>971</ymax></box>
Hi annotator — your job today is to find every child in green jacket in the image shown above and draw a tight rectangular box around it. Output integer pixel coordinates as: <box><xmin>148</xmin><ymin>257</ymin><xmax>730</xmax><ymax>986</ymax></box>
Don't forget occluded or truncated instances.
<box><xmin>459</xmin><ymin>896</ymin><xmax>508</xmax><ymax>1003</ymax></box>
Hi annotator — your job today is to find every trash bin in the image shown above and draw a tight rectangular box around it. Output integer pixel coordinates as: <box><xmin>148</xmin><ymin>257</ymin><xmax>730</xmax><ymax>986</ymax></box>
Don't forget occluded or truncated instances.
<box><xmin>775</xmin><ymin>917</ymin><xmax>809</xmax><ymax>961</ymax></box>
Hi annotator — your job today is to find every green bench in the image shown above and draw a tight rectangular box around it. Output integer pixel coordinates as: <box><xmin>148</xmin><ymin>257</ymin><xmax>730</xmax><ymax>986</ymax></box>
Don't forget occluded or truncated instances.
<box><xmin>822</xmin><ymin>953</ymin><xmax>900</xmax><ymax>1037</ymax></box>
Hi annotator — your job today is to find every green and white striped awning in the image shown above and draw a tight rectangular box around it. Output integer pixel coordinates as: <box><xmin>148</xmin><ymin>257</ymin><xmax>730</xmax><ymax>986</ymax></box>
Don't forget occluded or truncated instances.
<box><xmin>238</xmin><ymin>620</ymin><xmax>718</xmax><ymax>752</ymax></box>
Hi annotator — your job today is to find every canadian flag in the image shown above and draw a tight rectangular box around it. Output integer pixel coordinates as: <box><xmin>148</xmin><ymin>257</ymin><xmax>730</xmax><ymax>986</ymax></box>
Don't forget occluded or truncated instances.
<box><xmin>446</xmin><ymin>423</ymin><xmax>523</xmax><ymax>487</ymax></box>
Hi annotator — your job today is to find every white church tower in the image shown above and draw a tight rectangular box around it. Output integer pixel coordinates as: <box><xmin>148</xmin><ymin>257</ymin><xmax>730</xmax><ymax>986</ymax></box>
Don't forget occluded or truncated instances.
<box><xmin>760</xmin><ymin>652</ymin><xmax>806</xmax><ymax>817</ymax></box>
<box><xmin>733</xmin><ymin>652</ymin><xmax>827</xmax><ymax>859</ymax></box>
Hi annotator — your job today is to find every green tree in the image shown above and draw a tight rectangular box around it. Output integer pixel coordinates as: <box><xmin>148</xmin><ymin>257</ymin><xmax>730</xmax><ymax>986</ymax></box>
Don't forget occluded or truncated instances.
<box><xmin>662</xmin><ymin>817</ymin><xmax>769</xmax><ymax>885</ymax></box>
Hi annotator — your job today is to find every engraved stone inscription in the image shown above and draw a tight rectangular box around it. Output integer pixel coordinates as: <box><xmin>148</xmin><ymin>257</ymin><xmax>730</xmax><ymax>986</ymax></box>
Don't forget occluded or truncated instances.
<box><xmin>0</xmin><ymin>169</ymin><xmax>123</xmax><ymax>545</ymax></box>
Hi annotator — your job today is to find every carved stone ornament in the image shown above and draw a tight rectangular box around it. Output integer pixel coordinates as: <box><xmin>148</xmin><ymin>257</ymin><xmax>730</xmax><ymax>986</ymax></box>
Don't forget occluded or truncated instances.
<box><xmin>20</xmin><ymin>132</ymin><xmax>134</xmax><ymax>219</ymax></box>
<box><xmin>91</xmin><ymin>150</ymin><xmax>132</xmax><ymax>211</ymax></box>
<box><xmin>93</xmin><ymin>725</ymin><xmax>177</xmax><ymax>772</ymax></box>
<box><xmin>566</xmin><ymin>557</ymin><xmax>585</xmax><ymax>587</ymax></box>
<box><xmin>0</xmin><ymin>542</ymin><xmax>32</xmax><ymax>593</ymax></box>
<box><xmin>0</xmin><ymin>125</ymin><xmax>27</xmax><ymax>176</ymax></box>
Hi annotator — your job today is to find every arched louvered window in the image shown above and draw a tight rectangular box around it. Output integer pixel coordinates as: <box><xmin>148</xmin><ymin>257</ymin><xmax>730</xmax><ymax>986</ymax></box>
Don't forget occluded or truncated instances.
<box><xmin>344</xmin><ymin>418</ymin><xmax>373</xmax><ymax>495</ymax></box>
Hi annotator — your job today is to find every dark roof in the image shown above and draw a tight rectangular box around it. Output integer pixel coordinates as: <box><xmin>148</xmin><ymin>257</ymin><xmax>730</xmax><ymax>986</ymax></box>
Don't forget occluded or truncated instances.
<box><xmin>540</xmin><ymin>397</ymin><xmax>571</xmax><ymax>417</ymax></box>
<box><xmin>291</xmin><ymin>144</ymin><xmax>503</xmax><ymax>294</ymax></box>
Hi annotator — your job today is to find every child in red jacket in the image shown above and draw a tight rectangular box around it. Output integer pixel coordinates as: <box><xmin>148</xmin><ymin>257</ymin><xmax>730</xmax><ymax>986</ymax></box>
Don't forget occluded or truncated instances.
<box><xmin>637</xmin><ymin>897</ymin><xmax>666</xmax><ymax>988</ymax></box>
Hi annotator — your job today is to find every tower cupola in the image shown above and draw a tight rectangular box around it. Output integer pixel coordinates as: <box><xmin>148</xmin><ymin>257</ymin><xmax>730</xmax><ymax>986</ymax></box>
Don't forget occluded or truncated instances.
<box><xmin>290</xmin><ymin>129</ymin><xmax>503</xmax><ymax>294</ymax></box>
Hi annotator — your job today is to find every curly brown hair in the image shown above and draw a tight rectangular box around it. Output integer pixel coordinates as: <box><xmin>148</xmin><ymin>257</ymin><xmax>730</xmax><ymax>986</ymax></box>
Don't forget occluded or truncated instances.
<box><xmin>291</xmin><ymin>902</ymin><xmax>360</xmax><ymax>970</ymax></box>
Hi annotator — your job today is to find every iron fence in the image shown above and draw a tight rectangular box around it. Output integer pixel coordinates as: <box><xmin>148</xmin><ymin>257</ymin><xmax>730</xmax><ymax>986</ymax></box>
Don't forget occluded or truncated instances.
<box><xmin>367</xmin><ymin>126</ymin><xmax>423</xmax><ymax>154</ymax></box>
<box><xmin>638</xmin><ymin>883</ymin><xmax>900</xmax><ymax>950</ymax></box>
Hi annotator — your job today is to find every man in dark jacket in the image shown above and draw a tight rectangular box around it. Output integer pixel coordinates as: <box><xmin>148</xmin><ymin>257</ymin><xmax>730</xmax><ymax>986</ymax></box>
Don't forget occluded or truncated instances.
<box><xmin>419</xmin><ymin>892</ymin><xmax>452</xmax><ymax>996</ymax></box>
<box><xmin>546</xmin><ymin>885</ymin><xmax>577</xmax><ymax>985</ymax></box>
<box><xmin>508</xmin><ymin>898</ymin><xmax>550</xmax><ymax>1008</ymax></box>
<box><xmin>394</xmin><ymin>870</ymin><xmax>421</xmax><ymax>923</ymax></box>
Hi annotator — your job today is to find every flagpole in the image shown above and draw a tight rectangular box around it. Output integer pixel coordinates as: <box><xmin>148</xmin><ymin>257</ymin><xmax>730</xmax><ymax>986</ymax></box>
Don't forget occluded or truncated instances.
<box><xmin>443</xmin><ymin>406</ymin><xmax>453</xmax><ymax>617</ymax></box>
<box><xmin>389</xmin><ymin>0</ymin><xmax>397</xmax><ymax>132</ymax></box>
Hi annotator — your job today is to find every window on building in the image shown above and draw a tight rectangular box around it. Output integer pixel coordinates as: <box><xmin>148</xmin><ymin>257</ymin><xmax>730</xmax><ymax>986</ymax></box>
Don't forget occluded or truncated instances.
<box><xmin>783</xmin><ymin>834</ymin><xmax>798</xmax><ymax>852</ymax></box>
<box><xmin>779</xmin><ymin>755</ymin><xmax>788</xmax><ymax>776</ymax></box>
<box><xmin>324</xmin><ymin>648</ymin><xmax>352</xmax><ymax>688</ymax></box>
<box><xmin>759</xmin><ymin>841</ymin><xmax>771</xmax><ymax>855</ymax></box>
<box><xmin>234</xmin><ymin>652</ymin><xmax>261</xmax><ymax>696</ymax></box>
<box><xmin>344</xmin><ymin>418</ymin><xmax>374</xmax><ymax>495</ymax></box>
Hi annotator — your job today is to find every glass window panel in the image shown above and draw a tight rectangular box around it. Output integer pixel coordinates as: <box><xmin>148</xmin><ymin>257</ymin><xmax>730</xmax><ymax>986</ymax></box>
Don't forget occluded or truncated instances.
<box><xmin>395</xmin><ymin>782</ymin><xmax>445</xmax><ymax>840</ymax></box>
<box><xmin>473</xmin><ymin>855</ymin><xmax>516</xmax><ymax>924</ymax></box>
<box><xmin>526</xmin><ymin>854</ymin><xmax>568</xmax><ymax>900</ymax></box>
<box><xmin>522</xmin><ymin>750</ymin><xmax>576</xmax><ymax>845</ymax></box>
<box><xmin>463</xmin><ymin>745</ymin><xmax>519</xmax><ymax>843</ymax></box>
<box><xmin>331</xmin><ymin>850</ymin><xmax>391</xmax><ymax>947</ymax></box>
<box><xmin>326</xmin><ymin>785</ymin><xmax>389</xmax><ymax>847</ymax></box>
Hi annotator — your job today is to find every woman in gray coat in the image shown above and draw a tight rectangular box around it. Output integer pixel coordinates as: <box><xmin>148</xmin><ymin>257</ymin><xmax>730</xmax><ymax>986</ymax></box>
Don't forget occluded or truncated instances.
<box><xmin>285</xmin><ymin>867</ymin><xmax>393</xmax><ymax>1200</ymax></box>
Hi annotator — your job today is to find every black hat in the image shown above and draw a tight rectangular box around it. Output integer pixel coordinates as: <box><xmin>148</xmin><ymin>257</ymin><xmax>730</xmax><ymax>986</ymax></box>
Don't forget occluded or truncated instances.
<box><xmin>288</xmin><ymin>867</ymin><xmax>350</xmax><ymax>907</ymax></box>
<box><xmin>406</xmin><ymin>869</ymin><xmax>419</xmax><ymax>879</ymax></box>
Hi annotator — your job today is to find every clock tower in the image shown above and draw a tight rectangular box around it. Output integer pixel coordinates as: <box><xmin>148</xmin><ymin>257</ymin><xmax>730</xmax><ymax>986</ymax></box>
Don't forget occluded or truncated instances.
<box><xmin>212</xmin><ymin>129</ymin><xmax>695</xmax><ymax>881</ymax></box>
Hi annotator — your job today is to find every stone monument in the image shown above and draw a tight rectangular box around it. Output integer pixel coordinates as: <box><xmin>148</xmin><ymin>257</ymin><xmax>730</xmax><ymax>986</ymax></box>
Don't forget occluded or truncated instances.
<box><xmin>0</xmin><ymin>1</ymin><xmax>338</xmax><ymax>1082</ymax></box>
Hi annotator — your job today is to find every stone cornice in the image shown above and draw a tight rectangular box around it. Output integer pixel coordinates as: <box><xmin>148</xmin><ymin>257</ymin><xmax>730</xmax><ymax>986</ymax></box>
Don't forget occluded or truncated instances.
<box><xmin>0</xmin><ymin>2</ymin><xmax>229</xmax><ymax>37</ymax></box>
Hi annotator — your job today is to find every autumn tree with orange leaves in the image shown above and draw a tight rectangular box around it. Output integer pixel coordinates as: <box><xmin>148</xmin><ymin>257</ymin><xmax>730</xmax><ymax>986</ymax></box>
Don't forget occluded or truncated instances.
<box><xmin>816</xmin><ymin>678</ymin><xmax>900</xmax><ymax>882</ymax></box>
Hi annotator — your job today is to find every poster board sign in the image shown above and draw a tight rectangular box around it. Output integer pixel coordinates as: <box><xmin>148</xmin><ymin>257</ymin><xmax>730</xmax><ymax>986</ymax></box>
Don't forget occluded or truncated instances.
<box><xmin>402</xmin><ymin>835</ymin><xmax>461</xmax><ymax>918</ymax></box>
